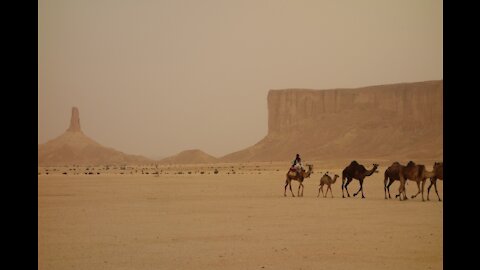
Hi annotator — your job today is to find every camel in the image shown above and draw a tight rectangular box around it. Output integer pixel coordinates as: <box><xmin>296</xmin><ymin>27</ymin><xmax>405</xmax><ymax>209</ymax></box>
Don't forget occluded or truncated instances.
<box><xmin>427</xmin><ymin>162</ymin><xmax>443</xmax><ymax>201</ymax></box>
<box><xmin>395</xmin><ymin>161</ymin><xmax>428</xmax><ymax>201</ymax></box>
<box><xmin>341</xmin><ymin>161</ymin><xmax>379</xmax><ymax>199</ymax></box>
<box><xmin>318</xmin><ymin>172</ymin><xmax>339</xmax><ymax>198</ymax></box>
<box><xmin>284</xmin><ymin>164</ymin><xmax>313</xmax><ymax>197</ymax></box>
<box><xmin>384</xmin><ymin>162</ymin><xmax>409</xmax><ymax>199</ymax></box>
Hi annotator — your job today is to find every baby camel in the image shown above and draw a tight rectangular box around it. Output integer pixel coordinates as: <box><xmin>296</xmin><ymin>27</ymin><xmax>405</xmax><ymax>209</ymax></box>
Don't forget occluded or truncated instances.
<box><xmin>318</xmin><ymin>172</ymin><xmax>339</xmax><ymax>198</ymax></box>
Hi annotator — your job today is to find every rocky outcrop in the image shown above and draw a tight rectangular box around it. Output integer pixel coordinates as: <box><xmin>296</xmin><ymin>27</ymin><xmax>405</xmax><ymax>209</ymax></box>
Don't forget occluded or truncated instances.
<box><xmin>38</xmin><ymin>107</ymin><xmax>153</xmax><ymax>166</ymax></box>
<box><xmin>221</xmin><ymin>80</ymin><xmax>443</xmax><ymax>163</ymax></box>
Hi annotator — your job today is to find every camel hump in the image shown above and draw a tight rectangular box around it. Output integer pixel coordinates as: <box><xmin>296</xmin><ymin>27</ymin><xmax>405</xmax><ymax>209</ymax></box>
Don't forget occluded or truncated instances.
<box><xmin>350</xmin><ymin>160</ymin><xmax>359</xmax><ymax>166</ymax></box>
<box><xmin>406</xmin><ymin>161</ymin><xmax>416</xmax><ymax>167</ymax></box>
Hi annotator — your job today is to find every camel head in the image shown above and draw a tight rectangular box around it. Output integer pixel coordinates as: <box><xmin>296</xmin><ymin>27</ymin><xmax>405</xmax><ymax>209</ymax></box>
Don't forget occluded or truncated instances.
<box><xmin>304</xmin><ymin>164</ymin><xmax>313</xmax><ymax>177</ymax></box>
<box><xmin>373</xmin><ymin>163</ymin><xmax>379</xmax><ymax>173</ymax></box>
<box><xmin>332</xmin><ymin>174</ymin><xmax>339</xmax><ymax>183</ymax></box>
<box><xmin>433</xmin><ymin>162</ymin><xmax>443</xmax><ymax>174</ymax></box>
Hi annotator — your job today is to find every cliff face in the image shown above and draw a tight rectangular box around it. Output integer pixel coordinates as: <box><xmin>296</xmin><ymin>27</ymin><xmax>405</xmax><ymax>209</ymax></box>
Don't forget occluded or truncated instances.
<box><xmin>221</xmin><ymin>80</ymin><xmax>443</xmax><ymax>163</ymax></box>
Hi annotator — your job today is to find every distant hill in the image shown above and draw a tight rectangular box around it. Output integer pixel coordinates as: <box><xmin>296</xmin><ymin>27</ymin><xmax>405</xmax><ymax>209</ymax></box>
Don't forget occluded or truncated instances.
<box><xmin>220</xmin><ymin>80</ymin><xmax>443</xmax><ymax>164</ymax></box>
<box><xmin>158</xmin><ymin>149</ymin><xmax>219</xmax><ymax>165</ymax></box>
<box><xmin>38</xmin><ymin>107</ymin><xmax>154</xmax><ymax>166</ymax></box>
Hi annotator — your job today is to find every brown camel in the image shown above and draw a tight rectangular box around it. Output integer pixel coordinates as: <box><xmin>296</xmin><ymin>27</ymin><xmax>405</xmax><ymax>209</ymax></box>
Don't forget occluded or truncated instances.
<box><xmin>427</xmin><ymin>162</ymin><xmax>443</xmax><ymax>201</ymax></box>
<box><xmin>395</xmin><ymin>161</ymin><xmax>428</xmax><ymax>201</ymax></box>
<box><xmin>384</xmin><ymin>162</ymin><xmax>409</xmax><ymax>199</ymax></box>
<box><xmin>284</xmin><ymin>164</ymin><xmax>313</xmax><ymax>197</ymax></box>
<box><xmin>341</xmin><ymin>161</ymin><xmax>379</xmax><ymax>198</ymax></box>
<box><xmin>318</xmin><ymin>172</ymin><xmax>339</xmax><ymax>198</ymax></box>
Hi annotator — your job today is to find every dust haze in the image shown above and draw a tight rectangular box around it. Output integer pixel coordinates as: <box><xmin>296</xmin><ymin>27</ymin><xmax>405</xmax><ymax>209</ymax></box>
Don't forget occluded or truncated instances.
<box><xmin>38</xmin><ymin>0</ymin><xmax>442</xmax><ymax>159</ymax></box>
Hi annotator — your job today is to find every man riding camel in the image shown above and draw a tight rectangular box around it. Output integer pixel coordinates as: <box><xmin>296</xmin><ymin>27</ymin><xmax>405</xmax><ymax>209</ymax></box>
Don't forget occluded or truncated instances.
<box><xmin>291</xmin><ymin>153</ymin><xmax>303</xmax><ymax>175</ymax></box>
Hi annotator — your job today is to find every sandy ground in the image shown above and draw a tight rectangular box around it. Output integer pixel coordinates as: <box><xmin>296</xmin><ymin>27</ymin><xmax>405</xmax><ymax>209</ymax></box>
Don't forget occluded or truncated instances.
<box><xmin>38</xmin><ymin>164</ymin><xmax>443</xmax><ymax>270</ymax></box>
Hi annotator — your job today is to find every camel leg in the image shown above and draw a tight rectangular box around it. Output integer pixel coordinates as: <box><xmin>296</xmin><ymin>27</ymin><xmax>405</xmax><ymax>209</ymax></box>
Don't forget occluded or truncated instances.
<box><xmin>353</xmin><ymin>184</ymin><xmax>361</xmax><ymax>196</ymax></box>
<box><xmin>354</xmin><ymin>179</ymin><xmax>365</xmax><ymax>198</ymax></box>
<box><xmin>318</xmin><ymin>184</ymin><xmax>324</xmax><ymax>198</ymax></box>
<box><xmin>427</xmin><ymin>180</ymin><xmax>433</xmax><ymax>200</ymax></box>
<box><xmin>341</xmin><ymin>177</ymin><xmax>346</xmax><ymax>198</ymax></box>
<box><xmin>433</xmin><ymin>180</ymin><xmax>442</xmax><ymax>201</ymax></box>
<box><xmin>401</xmin><ymin>181</ymin><xmax>408</xmax><ymax>201</ymax></box>
<box><xmin>386</xmin><ymin>179</ymin><xmax>395</xmax><ymax>199</ymax></box>
<box><xmin>344</xmin><ymin>178</ymin><xmax>353</xmax><ymax>197</ymax></box>
<box><xmin>421</xmin><ymin>179</ymin><xmax>426</xmax><ymax>202</ymax></box>
<box><xmin>289</xmin><ymin>181</ymin><xmax>295</xmax><ymax>197</ymax></box>
<box><xmin>361</xmin><ymin>180</ymin><xmax>366</xmax><ymax>198</ymax></box>
<box><xmin>411</xmin><ymin>181</ymin><xmax>421</xmax><ymax>199</ymax></box>
<box><xmin>297</xmin><ymin>183</ymin><xmax>301</xmax><ymax>197</ymax></box>
<box><xmin>400</xmin><ymin>180</ymin><xmax>408</xmax><ymax>200</ymax></box>
<box><xmin>384</xmin><ymin>177</ymin><xmax>389</xmax><ymax>199</ymax></box>
<box><xmin>427</xmin><ymin>178</ymin><xmax>435</xmax><ymax>201</ymax></box>
<box><xmin>353</xmin><ymin>179</ymin><xmax>364</xmax><ymax>198</ymax></box>
<box><xmin>329</xmin><ymin>185</ymin><xmax>334</xmax><ymax>198</ymax></box>
<box><xmin>396</xmin><ymin>178</ymin><xmax>408</xmax><ymax>201</ymax></box>
<box><xmin>403</xmin><ymin>188</ymin><xmax>408</xmax><ymax>200</ymax></box>
<box><xmin>284</xmin><ymin>178</ymin><xmax>289</xmax><ymax>197</ymax></box>
<box><xmin>301</xmin><ymin>183</ymin><xmax>304</xmax><ymax>197</ymax></box>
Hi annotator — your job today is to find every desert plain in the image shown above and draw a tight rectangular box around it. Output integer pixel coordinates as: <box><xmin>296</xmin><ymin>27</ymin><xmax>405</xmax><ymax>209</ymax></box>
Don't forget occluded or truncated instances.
<box><xmin>39</xmin><ymin>162</ymin><xmax>443</xmax><ymax>270</ymax></box>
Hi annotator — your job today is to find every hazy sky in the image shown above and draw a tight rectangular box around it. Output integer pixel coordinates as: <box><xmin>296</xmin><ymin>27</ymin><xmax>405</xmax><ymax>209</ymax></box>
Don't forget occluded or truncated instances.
<box><xmin>38</xmin><ymin>0</ymin><xmax>443</xmax><ymax>159</ymax></box>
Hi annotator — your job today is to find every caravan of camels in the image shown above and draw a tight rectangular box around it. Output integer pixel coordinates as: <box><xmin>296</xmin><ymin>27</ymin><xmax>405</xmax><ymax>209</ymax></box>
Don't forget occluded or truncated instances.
<box><xmin>284</xmin><ymin>160</ymin><xmax>443</xmax><ymax>201</ymax></box>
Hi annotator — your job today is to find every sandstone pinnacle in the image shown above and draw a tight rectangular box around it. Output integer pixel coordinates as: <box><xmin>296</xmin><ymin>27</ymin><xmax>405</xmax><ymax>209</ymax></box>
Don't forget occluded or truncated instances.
<box><xmin>66</xmin><ymin>107</ymin><xmax>81</xmax><ymax>132</ymax></box>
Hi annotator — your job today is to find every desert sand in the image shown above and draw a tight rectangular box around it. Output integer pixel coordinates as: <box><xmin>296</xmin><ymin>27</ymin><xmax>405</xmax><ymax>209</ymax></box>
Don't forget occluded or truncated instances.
<box><xmin>39</xmin><ymin>163</ymin><xmax>442</xmax><ymax>270</ymax></box>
